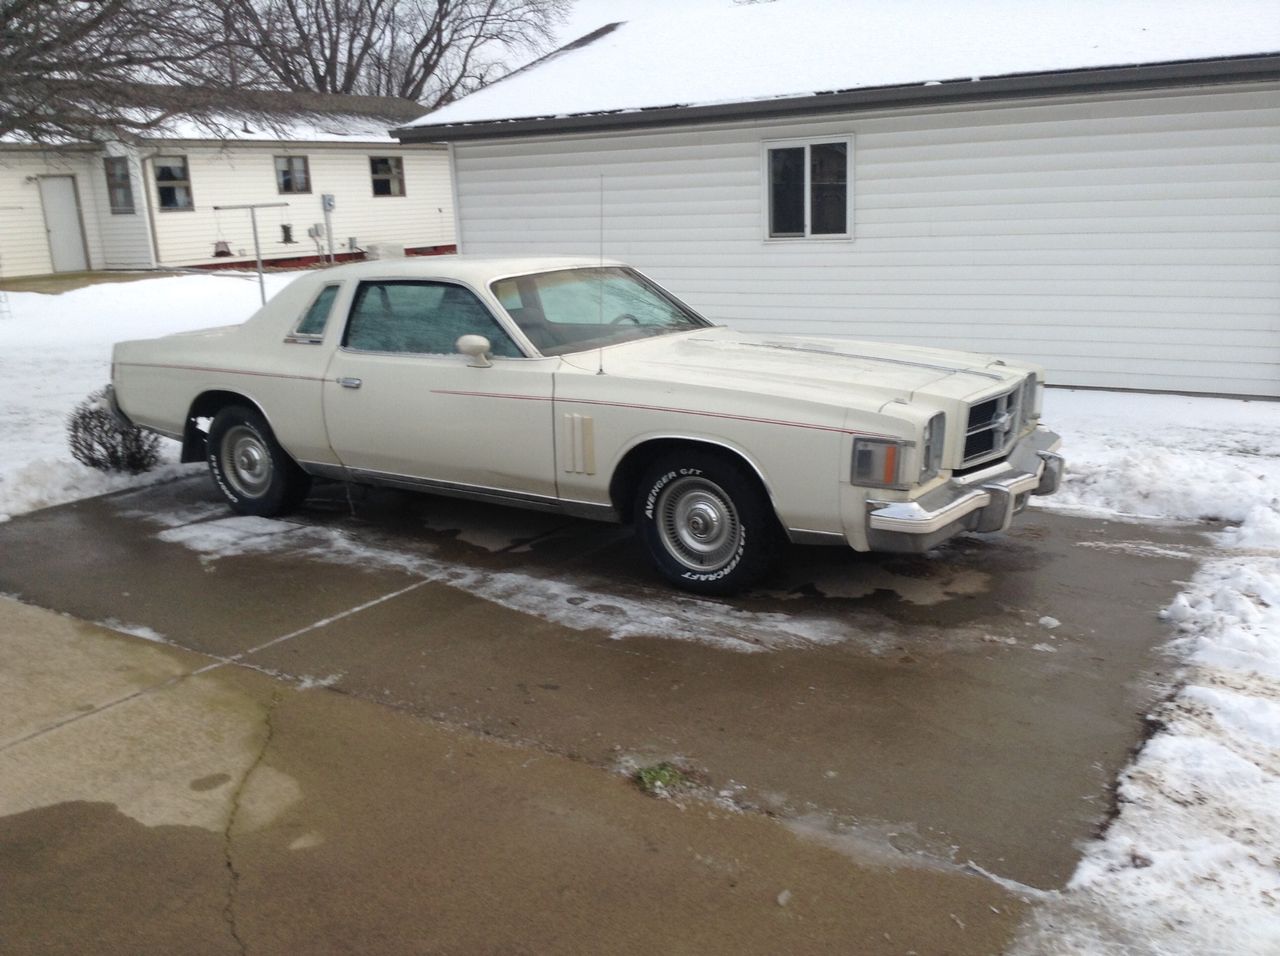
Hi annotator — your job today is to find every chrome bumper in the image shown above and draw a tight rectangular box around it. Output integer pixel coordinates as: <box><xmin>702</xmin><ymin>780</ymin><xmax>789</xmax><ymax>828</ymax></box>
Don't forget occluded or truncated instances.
<box><xmin>865</xmin><ymin>428</ymin><xmax>1063</xmax><ymax>553</ymax></box>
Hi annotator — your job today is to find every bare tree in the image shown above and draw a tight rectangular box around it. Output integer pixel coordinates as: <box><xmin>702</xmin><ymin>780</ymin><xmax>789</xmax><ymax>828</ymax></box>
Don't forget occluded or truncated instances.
<box><xmin>0</xmin><ymin>0</ymin><xmax>566</xmax><ymax>142</ymax></box>
<box><xmin>213</xmin><ymin>0</ymin><xmax>568</xmax><ymax>107</ymax></box>
<box><xmin>0</xmin><ymin>0</ymin><xmax>221</xmax><ymax>141</ymax></box>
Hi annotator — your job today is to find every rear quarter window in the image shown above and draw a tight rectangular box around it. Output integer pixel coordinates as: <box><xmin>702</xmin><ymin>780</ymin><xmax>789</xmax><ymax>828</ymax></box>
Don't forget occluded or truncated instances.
<box><xmin>289</xmin><ymin>285</ymin><xmax>341</xmax><ymax>341</ymax></box>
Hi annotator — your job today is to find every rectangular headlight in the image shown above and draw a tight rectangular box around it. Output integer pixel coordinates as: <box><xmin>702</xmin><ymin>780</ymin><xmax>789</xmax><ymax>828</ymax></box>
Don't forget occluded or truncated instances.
<box><xmin>852</xmin><ymin>437</ymin><xmax>910</xmax><ymax>489</ymax></box>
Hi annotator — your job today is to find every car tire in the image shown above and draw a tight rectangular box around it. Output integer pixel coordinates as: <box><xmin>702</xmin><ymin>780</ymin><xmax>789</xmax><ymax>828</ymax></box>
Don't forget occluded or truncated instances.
<box><xmin>207</xmin><ymin>405</ymin><xmax>310</xmax><ymax>517</ymax></box>
<box><xmin>634</xmin><ymin>450</ymin><xmax>782</xmax><ymax>595</ymax></box>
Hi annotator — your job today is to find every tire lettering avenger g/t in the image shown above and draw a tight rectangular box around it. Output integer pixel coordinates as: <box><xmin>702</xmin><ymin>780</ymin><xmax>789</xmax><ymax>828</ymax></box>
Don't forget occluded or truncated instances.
<box><xmin>633</xmin><ymin>452</ymin><xmax>779</xmax><ymax>595</ymax></box>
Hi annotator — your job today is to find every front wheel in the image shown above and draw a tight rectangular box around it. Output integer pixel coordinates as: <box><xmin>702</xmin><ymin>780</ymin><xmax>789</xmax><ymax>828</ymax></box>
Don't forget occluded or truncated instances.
<box><xmin>207</xmin><ymin>405</ymin><xmax>310</xmax><ymax>516</ymax></box>
<box><xmin>634</xmin><ymin>451</ymin><xmax>781</xmax><ymax>594</ymax></box>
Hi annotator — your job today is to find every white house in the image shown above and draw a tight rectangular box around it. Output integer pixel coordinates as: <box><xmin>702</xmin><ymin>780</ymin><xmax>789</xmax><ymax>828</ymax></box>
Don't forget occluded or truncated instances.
<box><xmin>395</xmin><ymin>0</ymin><xmax>1280</xmax><ymax>398</ymax></box>
<box><xmin>1</xmin><ymin>88</ymin><xmax>455</xmax><ymax>279</ymax></box>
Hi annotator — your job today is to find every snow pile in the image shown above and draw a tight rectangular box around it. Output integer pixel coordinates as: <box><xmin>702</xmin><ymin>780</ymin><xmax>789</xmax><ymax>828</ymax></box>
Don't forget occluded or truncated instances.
<box><xmin>1013</xmin><ymin>394</ymin><xmax>1280</xmax><ymax>954</ymax></box>
<box><xmin>0</xmin><ymin>272</ymin><xmax>298</xmax><ymax>521</ymax></box>
<box><xmin>1043</xmin><ymin>390</ymin><xmax>1280</xmax><ymax>524</ymax></box>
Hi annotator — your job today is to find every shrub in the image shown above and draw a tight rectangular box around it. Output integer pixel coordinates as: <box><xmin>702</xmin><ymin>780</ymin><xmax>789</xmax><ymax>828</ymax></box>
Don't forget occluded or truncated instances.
<box><xmin>67</xmin><ymin>387</ymin><xmax>161</xmax><ymax>474</ymax></box>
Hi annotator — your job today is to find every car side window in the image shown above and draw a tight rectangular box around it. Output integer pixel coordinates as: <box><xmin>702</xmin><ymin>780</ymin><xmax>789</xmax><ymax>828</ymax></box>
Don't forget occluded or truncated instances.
<box><xmin>343</xmin><ymin>281</ymin><xmax>522</xmax><ymax>357</ymax></box>
<box><xmin>289</xmin><ymin>285</ymin><xmax>340</xmax><ymax>341</ymax></box>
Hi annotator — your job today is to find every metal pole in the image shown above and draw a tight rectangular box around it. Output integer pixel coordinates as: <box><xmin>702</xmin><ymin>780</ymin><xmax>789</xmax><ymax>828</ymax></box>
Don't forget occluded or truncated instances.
<box><xmin>211</xmin><ymin>202</ymin><xmax>288</xmax><ymax>306</ymax></box>
<box><xmin>323</xmin><ymin>203</ymin><xmax>335</xmax><ymax>264</ymax></box>
<box><xmin>249</xmin><ymin>206</ymin><xmax>266</xmax><ymax>304</ymax></box>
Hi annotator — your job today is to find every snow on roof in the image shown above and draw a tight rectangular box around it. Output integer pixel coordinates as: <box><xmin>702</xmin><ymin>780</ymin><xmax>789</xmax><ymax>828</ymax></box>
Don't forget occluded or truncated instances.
<box><xmin>408</xmin><ymin>0</ymin><xmax>1280</xmax><ymax>129</ymax></box>
<box><xmin>2</xmin><ymin>85</ymin><xmax>429</xmax><ymax>147</ymax></box>
<box><xmin>145</xmin><ymin>112</ymin><xmax>403</xmax><ymax>144</ymax></box>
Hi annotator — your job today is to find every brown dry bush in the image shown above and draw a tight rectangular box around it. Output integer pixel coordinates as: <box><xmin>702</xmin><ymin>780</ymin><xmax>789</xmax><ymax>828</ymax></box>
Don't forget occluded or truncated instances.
<box><xmin>67</xmin><ymin>387</ymin><xmax>161</xmax><ymax>474</ymax></box>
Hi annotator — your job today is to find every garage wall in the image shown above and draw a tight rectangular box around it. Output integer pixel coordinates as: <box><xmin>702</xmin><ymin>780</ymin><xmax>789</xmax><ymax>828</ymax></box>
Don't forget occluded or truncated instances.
<box><xmin>450</xmin><ymin>83</ymin><xmax>1280</xmax><ymax>397</ymax></box>
<box><xmin>147</xmin><ymin>144</ymin><xmax>455</xmax><ymax>268</ymax></box>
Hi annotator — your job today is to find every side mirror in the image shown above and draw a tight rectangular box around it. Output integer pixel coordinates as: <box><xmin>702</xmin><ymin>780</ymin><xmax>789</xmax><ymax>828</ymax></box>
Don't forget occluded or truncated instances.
<box><xmin>456</xmin><ymin>334</ymin><xmax>492</xmax><ymax>368</ymax></box>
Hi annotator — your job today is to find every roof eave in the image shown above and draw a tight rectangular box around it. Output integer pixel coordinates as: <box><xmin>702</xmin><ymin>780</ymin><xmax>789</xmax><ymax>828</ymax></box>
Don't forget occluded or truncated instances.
<box><xmin>394</xmin><ymin>53</ymin><xmax>1280</xmax><ymax>143</ymax></box>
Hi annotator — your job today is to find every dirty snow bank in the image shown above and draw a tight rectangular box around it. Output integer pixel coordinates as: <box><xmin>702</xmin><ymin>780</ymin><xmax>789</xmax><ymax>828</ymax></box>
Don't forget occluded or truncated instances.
<box><xmin>0</xmin><ymin>272</ymin><xmax>298</xmax><ymax>520</ymax></box>
<box><xmin>1013</xmin><ymin>392</ymin><xmax>1280</xmax><ymax>955</ymax></box>
<box><xmin>1042</xmin><ymin>389</ymin><xmax>1280</xmax><ymax>524</ymax></box>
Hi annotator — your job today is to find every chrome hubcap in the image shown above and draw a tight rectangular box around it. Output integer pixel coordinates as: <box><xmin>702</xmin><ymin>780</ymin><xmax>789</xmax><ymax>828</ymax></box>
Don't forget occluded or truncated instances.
<box><xmin>656</xmin><ymin>477</ymin><xmax>742</xmax><ymax>572</ymax></box>
<box><xmin>221</xmin><ymin>425</ymin><xmax>272</xmax><ymax>498</ymax></box>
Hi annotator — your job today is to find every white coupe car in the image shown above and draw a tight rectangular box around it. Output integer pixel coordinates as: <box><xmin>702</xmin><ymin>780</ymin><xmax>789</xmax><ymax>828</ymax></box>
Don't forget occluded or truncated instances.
<box><xmin>110</xmin><ymin>256</ymin><xmax>1063</xmax><ymax>593</ymax></box>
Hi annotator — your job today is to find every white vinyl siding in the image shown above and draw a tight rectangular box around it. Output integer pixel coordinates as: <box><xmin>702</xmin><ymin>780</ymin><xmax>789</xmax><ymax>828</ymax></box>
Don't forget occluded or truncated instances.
<box><xmin>451</xmin><ymin>83</ymin><xmax>1280</xmax><ymax>397</ymax></box>
<box><xmin>96</xmin><ymin>147</ymin><xmax>156</xmax><ymax>269</ymax></box>
<box><xmin>148</xmin><ymin>145</ymin><xmax>453</xmax><ymax>267</ymax></box>
<box><xmin>0</xmin><ymin>151</ymin><xmax>104</xmax><ymax>277</ymax></box>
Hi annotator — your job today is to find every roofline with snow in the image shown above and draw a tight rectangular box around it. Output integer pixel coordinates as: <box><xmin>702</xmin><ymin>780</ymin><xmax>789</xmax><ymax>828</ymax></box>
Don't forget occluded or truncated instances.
<box><xmin>394</xmin><ymin>53</ymin><xmax>1280</xmax><ymax>143</ymax></box>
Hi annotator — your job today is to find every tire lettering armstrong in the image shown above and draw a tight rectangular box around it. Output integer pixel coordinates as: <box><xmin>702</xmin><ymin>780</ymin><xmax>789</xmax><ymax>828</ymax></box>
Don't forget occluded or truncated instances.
<box><xmin>208</xmin><ymin>450</ymin><xmax>239</xmax><ymax>503</ymax></box>
<box><xmin>681</xmin><ymin>528</ymin><xmax>748</xmax><ymax>582</ymax></box>
<box><xmin>209</xmin><ymin>419</ymin><xmax>266</xmax><ymax>504</ymax></box>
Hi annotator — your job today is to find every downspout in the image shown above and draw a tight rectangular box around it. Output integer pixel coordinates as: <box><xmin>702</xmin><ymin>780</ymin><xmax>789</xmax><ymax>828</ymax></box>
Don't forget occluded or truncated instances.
<box><xmin>138</xmin><ymin>150</ymin><xmax>162</xmax><ymax>269</ymax></box>
<box><xmin>446</xmin><ymin>142</ymin><xmax>464</xmax><ymax>253</ymax></box>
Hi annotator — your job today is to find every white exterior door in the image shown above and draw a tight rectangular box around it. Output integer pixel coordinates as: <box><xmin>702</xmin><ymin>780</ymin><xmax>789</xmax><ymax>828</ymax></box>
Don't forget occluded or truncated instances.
<box><xmin>37</xmin><ymin>177</ymin><xmax>89</xmax><ymax>273</ymax></box>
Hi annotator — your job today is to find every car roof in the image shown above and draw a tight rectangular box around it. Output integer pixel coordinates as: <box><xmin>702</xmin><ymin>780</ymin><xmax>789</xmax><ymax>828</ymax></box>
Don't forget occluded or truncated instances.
<box><xmin>305</xmin><ymin>254</ymin><xmax>629</xmax><ymax>287</ymax></box>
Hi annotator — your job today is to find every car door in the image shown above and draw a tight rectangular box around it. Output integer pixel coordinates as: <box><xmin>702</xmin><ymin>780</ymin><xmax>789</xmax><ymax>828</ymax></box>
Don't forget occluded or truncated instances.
<box><xmin>321</xmin><ymin>279</ymin><xmax>558</xmax><ymax>500</ymax></box>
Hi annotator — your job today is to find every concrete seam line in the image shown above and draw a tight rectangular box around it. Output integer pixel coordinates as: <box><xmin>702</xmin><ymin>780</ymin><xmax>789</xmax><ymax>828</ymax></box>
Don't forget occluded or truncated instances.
<box><xmin>0</xmin><ymin>579</ymin><xmax>432</xmax><ymax>752</ymax></box>
<box><xmin>197</xmin><ymin>577</ymin><xmax>434</xmax><ymax>671</ymax></box>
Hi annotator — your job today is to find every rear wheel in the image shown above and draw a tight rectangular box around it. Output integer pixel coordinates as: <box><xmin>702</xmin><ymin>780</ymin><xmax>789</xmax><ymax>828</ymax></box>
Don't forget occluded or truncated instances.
<box><xmin>207</xmin><ymin>405</ymin><xmax>310</xmax><ymax>516</ymax></box>
<box><xmin>634</xmin><ymin>450</ymin><xmax>781</xmax><ymax>594</ymax></box>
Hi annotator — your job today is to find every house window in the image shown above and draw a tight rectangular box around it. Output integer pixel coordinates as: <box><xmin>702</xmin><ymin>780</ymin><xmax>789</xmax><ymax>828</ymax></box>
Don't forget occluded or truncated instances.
<box><xmin>103</xmin><ymin>157</ymin><xmax>135</xmax><ymax>214</ymax></box>
<box><xmin>154</xmin><ymin>155</ymin><xmax>193</xmax><ymax>210</ymax></box>
<box><xmin>765</xmin><ymin>138</ymin><xmax>851</xmax><ymax>238</ymax></box>
<box><xmin>275</xmin><ymin>156</ymin><xmax>310</xmax><ymax>194</ymax></box>
<box><xmin>370</xmin><ymin>156</ymin><xmax>405</xmax><ymax>197</ymax></box>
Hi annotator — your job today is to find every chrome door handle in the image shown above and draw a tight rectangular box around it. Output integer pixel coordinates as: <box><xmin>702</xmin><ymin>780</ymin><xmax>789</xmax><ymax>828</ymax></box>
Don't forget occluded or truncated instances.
<box><xmin>337</xmin><ymin>377</ymin><xmax>362</xmax><ymax>389</ymax></box>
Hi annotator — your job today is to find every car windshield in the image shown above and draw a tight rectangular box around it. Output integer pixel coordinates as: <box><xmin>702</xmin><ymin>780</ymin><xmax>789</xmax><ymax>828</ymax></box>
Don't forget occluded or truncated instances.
<box><xmin>490</xmin><ymin>267</ymin><xmax>710</xmax><ymax>356</ymax></box>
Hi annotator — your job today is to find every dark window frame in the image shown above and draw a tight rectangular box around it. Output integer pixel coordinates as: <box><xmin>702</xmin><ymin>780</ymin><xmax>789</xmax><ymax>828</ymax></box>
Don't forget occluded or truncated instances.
<box><xmin>369</xmin><ymin>156</ymin><xmax>406</xmax><ymax>197</ymax></box>
<box><xmin>154</xmin><ymin>154</ymin><xmax>194</xmax><ymax>211</ymax></box>
<box><xmin>763</xmin><ymin>136</ymin><xmax>852</xmax><ymax>240</ymax></box>
<box><xmin>274</xmin><ymin>155</ymin><xmax>311</xmax><ymax>194</ymax></box>
<box><xmin>103</xmin><ymin>156</ymin><xmax>135</xmax><ymax>215</ymax></box>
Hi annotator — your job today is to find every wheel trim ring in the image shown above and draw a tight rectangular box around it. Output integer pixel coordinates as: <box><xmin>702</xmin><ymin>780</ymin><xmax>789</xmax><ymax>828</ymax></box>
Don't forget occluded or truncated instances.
<box><xmin>221</xmin><ymin>425</ymin><xmax>273</xmax><ymax>498</ymax></box>
<box><xmin>655</xmin><ymin>476</ymin><xmax>742</xmax><ymax>572</ymax></box>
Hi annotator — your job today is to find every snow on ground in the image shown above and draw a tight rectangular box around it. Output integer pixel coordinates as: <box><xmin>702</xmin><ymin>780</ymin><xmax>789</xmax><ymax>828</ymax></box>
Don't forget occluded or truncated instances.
<box><xmin>1</xmin><ymin>274</ymin><xmax>1279</xmax><ymax>951</ymax></box>
<box><xmin>0</xmin><ymin>272</ymin><xmax>297</xmax><ymax>520</ymax></box>
<box><xmin>1014</xmin><ymin>391</ymin><xmax>1280</xmax><ymax>954</ymax></box>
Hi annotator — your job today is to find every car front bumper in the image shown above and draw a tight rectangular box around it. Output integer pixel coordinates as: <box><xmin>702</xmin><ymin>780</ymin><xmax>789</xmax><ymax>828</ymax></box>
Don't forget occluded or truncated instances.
<box><xmin>864</xmin><ymin>427</ymin><xmax>1063</xmax><ymax>553</ymax></box>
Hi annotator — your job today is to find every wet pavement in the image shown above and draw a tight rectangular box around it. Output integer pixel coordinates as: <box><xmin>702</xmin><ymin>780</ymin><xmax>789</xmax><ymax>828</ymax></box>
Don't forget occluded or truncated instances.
<box><xmin>0</xmin><ymin>472</ymin><xmax>1206</xmax><ymax>903</ymax></box>
<box><xmin>3</xmin><ymin>599</ymin><xmax>1022</xmax><ymax>955</ymax></box>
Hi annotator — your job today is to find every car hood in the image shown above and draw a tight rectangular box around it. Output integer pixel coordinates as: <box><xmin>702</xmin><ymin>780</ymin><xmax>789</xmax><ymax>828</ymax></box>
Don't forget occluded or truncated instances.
<box><xmin>566</xmin><ymin>327</ymin><xmax>1029</xmax><ymax>407</ymax></box>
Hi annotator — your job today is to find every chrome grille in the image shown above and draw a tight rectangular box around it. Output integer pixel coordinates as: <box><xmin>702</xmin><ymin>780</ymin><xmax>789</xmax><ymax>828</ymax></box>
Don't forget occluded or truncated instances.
<box><xmin>963</xmin><ymin>384</ymin><xmax>1023</xmax><ymax>466</ymax></box>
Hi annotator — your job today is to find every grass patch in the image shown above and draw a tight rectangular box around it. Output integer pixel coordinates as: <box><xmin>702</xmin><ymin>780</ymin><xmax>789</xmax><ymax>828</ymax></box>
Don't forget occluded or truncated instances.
<box><xmin>634</xmin><ymin>762</ymin><xmax>693</xmax><ymax>795</ymax></box>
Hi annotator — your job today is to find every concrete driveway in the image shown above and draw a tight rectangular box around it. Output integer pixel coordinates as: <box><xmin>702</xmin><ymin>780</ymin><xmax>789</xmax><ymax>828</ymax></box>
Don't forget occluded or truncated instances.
<box><xmin>0</xmin><ymin>473</ymin><xmax>1206</xmax><ymax>953</ymax></box>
